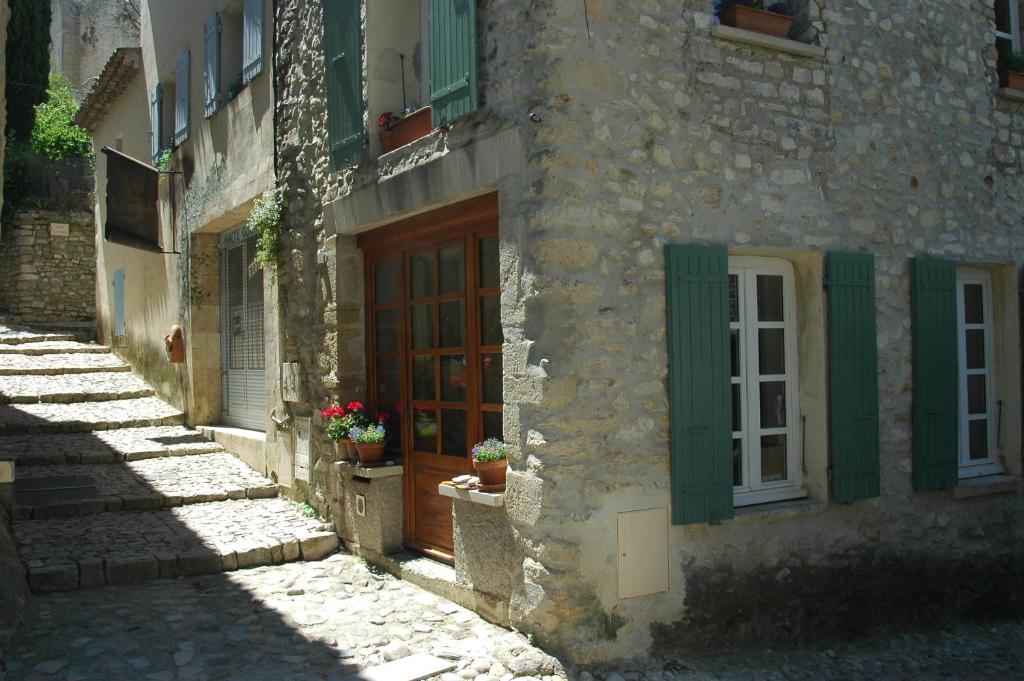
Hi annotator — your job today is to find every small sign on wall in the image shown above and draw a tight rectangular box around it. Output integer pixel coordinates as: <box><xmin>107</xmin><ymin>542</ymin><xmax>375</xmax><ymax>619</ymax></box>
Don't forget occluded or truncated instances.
<box><xmin>293</xmin><ymin>417</ymin><xmax>311</xmax><ymax>483</ymax></box>
<box><xmin>282</xmin><ymin>363</ymin><xmax>305</xmax><ymax>403</ymax></box>
<box><xmin>49</xmin><ymin>223</ymin><xmax>70</xmax><ymax>237</ymax></box>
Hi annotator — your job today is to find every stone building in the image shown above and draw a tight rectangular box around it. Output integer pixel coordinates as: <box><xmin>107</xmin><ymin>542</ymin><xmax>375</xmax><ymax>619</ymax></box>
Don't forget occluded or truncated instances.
<box><xmin>270</xmin><ymin>0</ymin><xmax>1024</xmax><ymax>666</ymax></box>
<box><xmin>50</xmin><ymin>0</ymin><xmax>139</xmax><ymax>99</ymax></box>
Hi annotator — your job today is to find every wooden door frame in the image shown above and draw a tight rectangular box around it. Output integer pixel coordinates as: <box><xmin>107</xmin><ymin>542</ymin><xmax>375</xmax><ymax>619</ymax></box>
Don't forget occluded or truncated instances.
<box><xmin>359</xmin><ymin>193</ymin><xmax>499</xmax><ymax>560</ymax></box>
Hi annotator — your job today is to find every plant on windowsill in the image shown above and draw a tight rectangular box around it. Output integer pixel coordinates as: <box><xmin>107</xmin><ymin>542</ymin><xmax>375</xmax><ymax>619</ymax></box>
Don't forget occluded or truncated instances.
<box><xmin>378</xmin><ymin>106</ymin><xmax>433</xmax><ymax>154</ymax></box>
<box><xmin>999</xmin><ymin>49</ymin><xmax>1024</xmax><ymax>91</ymax></box>
<box><xmin>718</xmin><ymin>0</ymin><xmax>794</xmax><ymax>39</ymax></box>
<box><xmin>156</xmin><ymin>148</ymin><xmax>173</xmax><ymax>182</ymax></box>
<box><xmin>471</xmin><ymin>438</ymin><xmax>507</xmax><ymax>493</ymax></box>
<box><xmin>322</xmin><ymin>401</ymin><xmax>369</xmax><ymax>460</ymax></box>
<box><xmin>248</xmin><ymin>184</ymin><xmax>283</xmax><ymax>275</ymax></box>
<box><xmin>349</xmin><ymin>414</ymin><xmax>389</xmax><ymax>467</ymax></box>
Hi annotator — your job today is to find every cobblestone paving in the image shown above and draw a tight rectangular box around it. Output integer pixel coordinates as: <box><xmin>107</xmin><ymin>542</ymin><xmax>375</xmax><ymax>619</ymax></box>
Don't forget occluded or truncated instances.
<box><xmin>0</xmin><ymin>325</ymin><xmax>73</xmax><ymax>345</ymax></box>
<box><xmin>0</xmin><ymin>426</ymin><xmax>228</xmax><ymax>464</ymax></box>
<box><xmin>0</xmin><ymin>353</ymin><xmax>129</xmax><ymax>376</ymax></box>
<box><xmin>0</xmin><ymin>341</ymin><xmax>108</xmax><ymax>355</ymax></box>
<box><xmin>0</xmin><ymin>397</ymin><xmax>184</xmax><ymax>434</ymax></box>
<box><xmin>14</xmin><ymin>453</ymin><xmax>279</xmax><ymax>517</ymax></box>
<box><xmin>14</xmin><ymin>498</ymin><xmax>339</xmax><ymax>592</ymax></box>
<box><xmin>97</xmin><ymin>425</ymin><xmax>226</xmax><ymax>461</ymax></box>
<box><xmin>0</xmin><ymin>372</ymin><xmax>154</xmax><ymax>403</ymax></box>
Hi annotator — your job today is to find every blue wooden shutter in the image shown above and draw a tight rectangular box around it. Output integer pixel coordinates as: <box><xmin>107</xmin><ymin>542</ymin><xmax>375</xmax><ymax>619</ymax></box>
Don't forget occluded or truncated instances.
<box><xmin>174</xmin><ymin>51</ymin><xmax>190</xmax><ymax>146</ymax></box>
<box><xmin>150</xmin><ymin>84</ymin><xmax>163</xmax><ymax>163</ymax></box>
<box><xmin>324</xmin><ymin>0</ymin><xmax>365</xmax><ymax>170</ymax></box>
<box><xmin>429</xmin><ymin>0</ymin><xmax>479</xmax><ymax>127</ymax></box>
<box><xmin>113</xmin><ymin>269</ymin><xmax>126</xmax><ymax>337</ymax></box>
<box><xmin>204</xmin><ymin>13</ymin><xmax>222</xmax><ymax>117</ymax></box>
<box><xmin>827</xmin><ymin>252</ymin><xmax>881</xmax><ymax>502</ymax></box>
<box><xmin>912</xmin><ymin>257</ymin><xmax>959</xmax><ymax>491</ymax></box>
<box><xmin>242</xmin><ymin>0</ymin><xmax>264</xmax><ymax>83</ymax></box>
<box><xmin>665</xmin><ymin>244</ymin><xmax>734</xmax><ymax>525</ymax></box>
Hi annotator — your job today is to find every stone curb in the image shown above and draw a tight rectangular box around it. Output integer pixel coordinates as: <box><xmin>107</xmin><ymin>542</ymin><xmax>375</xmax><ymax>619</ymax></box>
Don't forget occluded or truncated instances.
<box><xmin>0</xmin><ymin>345</ymin><xmax>110</xmax><ymax>355</ymax></box>
<box><xmin>0</xmin><ymin>365</ymin><xmax>132</xmax><ymax>376</ymax></box>
<box><xmin>12</xmin><ymin>484</ymin><xmax>282</xmax><ymax>519</ymax></box>
<box><xmin>0</xmin><ymin>389</ymin><xmax>156</xmax><ymax>405</ymax></box>
<box><xmin>0</xmin><ymin>335</ymin><xmax>75</xmax><ymax>346</ymax></box>
<box><xmin>0</xmin><ymin>414</ymin><xmax>184</xmax><ymax>435</ymax></box>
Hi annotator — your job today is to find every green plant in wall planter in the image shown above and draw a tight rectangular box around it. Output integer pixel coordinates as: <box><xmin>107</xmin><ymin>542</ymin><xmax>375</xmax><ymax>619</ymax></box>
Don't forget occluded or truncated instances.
<box><xmin>248</xmin><ymin>183</ymin><xmax>284</xmax><ymax>275</ymax></box>
<box><xmin>156</xmin><ymin>148</ymin><xmax>173</xmax><ymax>174</ymax></box>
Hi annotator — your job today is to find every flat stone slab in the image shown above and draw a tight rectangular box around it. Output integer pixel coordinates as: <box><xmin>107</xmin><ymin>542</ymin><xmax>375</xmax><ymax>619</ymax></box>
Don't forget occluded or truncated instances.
<box><xmin>0</xmin><ymin>426</ymin><xmax>224</xmax><ymax>465</ymax></box>
<box><xmin>14</xmin><ymin>498</ymin><xmax>338</xmax><ymax>592</ymax></box>
<box><xmin>349</xmin><ymin>653</ymin><xmax>455</xmax><ymax>681</ymax></box>
<box><xmin>13</xmin><ymin>453</ymin><xmax>279</xmax><ymax>518</ymax></box>
<box><xmin>0</xmin><ymin>353</ymin><xmax>130</xmax><ymax>376</ymax></box>
<box><xmin>0</xmin><ymin>397</ymin><xmax>184</xmax><ymax>434</ymax></box>
<box><xmin>0</xmin><ymin>324</ymin><xmax>74</xmax><ymax>345</ymax></box>
<box><xmin>0</xmin><ymin>341</ymin><xmax>110</xmax><ymax>355</ymax></box>
<box><xmin>0</xmin><ymin>371</ymin><xmax>155</xmax><ymax>403</ymax></box>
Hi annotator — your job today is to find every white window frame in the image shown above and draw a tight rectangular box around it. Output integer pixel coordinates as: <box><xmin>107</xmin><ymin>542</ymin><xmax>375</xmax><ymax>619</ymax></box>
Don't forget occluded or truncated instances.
<box><xmin>996</xmin><ymin>0</ymin><xmax>1022</xmax><ymax>54</ymax></box>
<box><xmin>956</xmin><ymin>268</ymin><xmax>1003</xmax><ymax>479</ymax></box>
<box><xmin>730</xmin><ymin>256</ymin><xmax>805</xmax><ymax>507</ymax></box>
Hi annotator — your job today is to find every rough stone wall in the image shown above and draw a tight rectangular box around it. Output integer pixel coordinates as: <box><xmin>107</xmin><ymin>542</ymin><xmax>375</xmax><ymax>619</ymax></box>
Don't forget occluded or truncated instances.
<box><xmin>0</xmin><ymin>210</ymin><xmax>95</xmax><ymax>322</ymax></box>
<box><xmin>0</xmin><ymin>0</ymin><xmax>8</xmax><ymax>225</ymax></box>
<box><xmin>500</xmin><ymin>0</ymin><xmax>1024</xmax><ymax>665</ymax></box>
<box><xmin>50</xmin><ymin>0</ymin><xmax>139</xmax><ymax>99</ymax></box>
<box><xmin>0</xmin><ymin>504</ymin><xmax>29</xmax><ymax>669</ymax></box>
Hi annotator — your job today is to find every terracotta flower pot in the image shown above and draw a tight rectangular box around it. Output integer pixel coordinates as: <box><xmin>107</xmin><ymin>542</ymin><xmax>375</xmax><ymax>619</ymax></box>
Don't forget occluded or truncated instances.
<box><xmin>1000</xmin><ymin>69</ymin><xmax>1024</xmax><ymax>91</ymax></box>
<box><xmin>343</xmin><ymin>439</ymin><xmax>358</xmax><ymax>460</ymax></box>
<box><xmin>355</xmin><ymin>441</ymin><xmax>386</xmax><ymax>466</ymax></box>
<box><xmin>379</xmin><ymin>106</ymin><xmax>433</xmax><ymax>153</ymax></box>
<box><xmin>719</xmin><ymin>5</ymin><xmax>793</xmax><ymax>39</ymax></box>
<box><xmin>473</xmin><ymin>459</ymin><xmax>507</xmax><ymax>491</ymax></box>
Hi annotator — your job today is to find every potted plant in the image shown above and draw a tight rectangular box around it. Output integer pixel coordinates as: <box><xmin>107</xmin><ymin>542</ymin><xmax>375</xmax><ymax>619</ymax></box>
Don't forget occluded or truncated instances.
<box><xmin>321</xmin><ymin>401</ymin><xmax>369</xmax><ymax>459</ymax></box>
<box><xmin>999</xmin><ymin>50</ymin><xmax>1024</xmax><ymax>90</ymax></box>
<box><xmin>718</xmin><ymin>0</ymin><xmax>794</xmax><ymax>39</ymax></box>
<box><xmin>348</xmin><ymin>415</ymin><xmax>388</xmax><ymax>466</ymax></box>
<box><xmin>378</xmin><ymin>107</ymin><xmax>433</xmax><ymax>154</ymax></box>
<box><xmin>471</xmin><ymin>438</ymin><xmax>508</xmax><ymax>492</ymax></box>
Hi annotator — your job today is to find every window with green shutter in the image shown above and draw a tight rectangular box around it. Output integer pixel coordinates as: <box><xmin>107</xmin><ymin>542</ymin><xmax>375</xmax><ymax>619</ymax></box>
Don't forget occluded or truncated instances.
<box><xmin>204</xmin><ymin>13</ymin><xmax>222</xmax><ymax>118</ymax></box>
<box><xmin>242</xmin><ymin>0</ymin><xmax>264</xmax><ymax>83</ymax></box>
<box><xmin>174</xmin><ymin>51</ymin><xmax>190</xmax><ymax>146</ymax></box>
<box><xmin>324</xmin><ymin>0</ymin><xmax>365</xmax><ymax>170</ymax></box>
<box><xmin>665</xmin><ymin>244</ymin><xmax>734</xmax><ymax>525</ymax></box>
<box><xmin>827</xmin><ymin>252</ymin><xmax>881</xmax><ymax>503</ymax></box>
<box><xmin>912</xmin><ymin>257</ymin><xmax>959</xmax><ymax>491</ymax></box>
<box><xmin>430</xmin><ymin>0</ymin><xmax>479</xmax><ymax>128</ymax></box>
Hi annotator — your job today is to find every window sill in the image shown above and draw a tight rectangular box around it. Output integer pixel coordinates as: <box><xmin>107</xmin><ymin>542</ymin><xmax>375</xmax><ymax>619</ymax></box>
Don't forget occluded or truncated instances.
<box><xmin>734</xmin><ymin>494</ymin><xmax>821</xmax><ymax>518</ymax></box>
<box><xmin>997</xmin><ymin>87</ymin><xmax>1024</xmax><ymax>103</ymax></box>
<box><xmin>952</xmin><ymin>474</ymin><xmax>1022</xmax><ymax>500</ymax></box>
<box><xmin>734</xmin><ymin>486</ymin><xmax>808</xmax><ymax>508</ymax></box>
<box><xmin>710</xmin><ymin>24</ymin><xmax>825</xmax><ymax>60</ymax></box>
<box><xmin>438</xmin><ymin>482</ymin><xmax>504</xmax><ymax>507</ymax></box>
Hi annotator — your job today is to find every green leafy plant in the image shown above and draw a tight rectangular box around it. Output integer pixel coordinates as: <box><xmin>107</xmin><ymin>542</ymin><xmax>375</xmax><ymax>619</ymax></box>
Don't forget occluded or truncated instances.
<box><xmin>29</xmin><ymin>73</ymin><xmax>93</xmax><ymax>160</ymax></box>
<box><xmin>472</xmin><ymin>438</ymin><xmax>507</xmax><ymax>463</ymax></box>
<box><xmin>321</xmin><ymin>402</ymin><xmax>370</xmax><ymax>441</ymax></box>
<box><xmin>156</xmin><ymin>148</ymin><xmax>173</xmax><ymax>173</ymax></box>
<box><xmin>248</xmin><ymin>184</ymin><xmax>283</xmax><ymax>272</ymax></box>
<box><xmin>349</xmin><ymin>423</ymin><xmax>387</xmax><ymax>444</ymax></box>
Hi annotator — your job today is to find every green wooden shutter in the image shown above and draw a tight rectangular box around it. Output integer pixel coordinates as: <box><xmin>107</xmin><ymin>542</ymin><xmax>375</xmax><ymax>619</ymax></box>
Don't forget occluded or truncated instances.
<box><xmin>827</xmin><ymin>252</ymin><xmax>881</xmax><ymax>502</ymax></box>
<box><xmin>429</xmin><ymin>0</ymin><xmax>479</xmax><ymax>127</ymax></box>
<box><xmin>912</xmin><ymin>257</ymin><xmax>959</xmax><ymax>490</ymax></box>
<box><xmin>665</xmin><ymin>244</ymin><xmax>734</xmax><ymax>525</ymax></box>
<box><xmin>324</xmin><ymin>0</ymin><xmax>365</xmax><ymax>170</ymax></box>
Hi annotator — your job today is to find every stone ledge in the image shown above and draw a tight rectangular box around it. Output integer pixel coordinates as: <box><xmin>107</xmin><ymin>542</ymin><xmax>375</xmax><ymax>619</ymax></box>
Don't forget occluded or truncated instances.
<box><xmin>438</xmin><ymin>484</ymin><xmax>504</xmax><ymax>507</ymax></box>
<box><xmin>997</xmin><ymin>87</ymin><xmax>1024</xmax><ymax>103</ymax></box>
<box><xmin>334</xmin><ymin>460</ymin><xmax>403</xmax><ymax>479</ymax></box>
<box><xmin>952</xmin><ymin>474</ymin><xmax>1023</xmax><ymax>499</ymax></box>
<box><xmin>710</xmin><ymin>25</ymin><xmax>825</xmax><ymax>60</ymax></box>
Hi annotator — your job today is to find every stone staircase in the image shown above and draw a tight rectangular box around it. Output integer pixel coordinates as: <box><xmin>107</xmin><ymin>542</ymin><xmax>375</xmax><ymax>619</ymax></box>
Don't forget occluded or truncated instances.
<box><xmin>0</xmin><ymin>323</ymin><xmax>338</xmax><ymax>593</ymax></box>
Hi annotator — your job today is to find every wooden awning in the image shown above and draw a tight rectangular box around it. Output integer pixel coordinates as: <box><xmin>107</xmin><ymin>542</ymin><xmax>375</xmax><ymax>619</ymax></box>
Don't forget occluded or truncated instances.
<box><xmin>101</xmin><ymin>147</ymin><xmax>161</xmax><ymax>252</ymax></box>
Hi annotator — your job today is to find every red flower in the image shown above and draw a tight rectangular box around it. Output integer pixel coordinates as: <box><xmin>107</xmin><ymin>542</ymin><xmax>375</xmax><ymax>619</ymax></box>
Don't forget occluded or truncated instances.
<box><xmin>347</xmin><ymin>401</ymin><xmax>364</xmax><ymax>412</ymax></box>
<box><xmin>377</xmin><ymin>412</ymin><xmax>390</xmax><ymax>423</ymax></box>
<box><xmin>321</xmin><ymin>405</ymin><xmax>346</xmax><ymax>419</ymax></box>
<box><xmin>378</xmin><ymin>112</ymin><xmax>394</xmax><ymax>129</ymax></box>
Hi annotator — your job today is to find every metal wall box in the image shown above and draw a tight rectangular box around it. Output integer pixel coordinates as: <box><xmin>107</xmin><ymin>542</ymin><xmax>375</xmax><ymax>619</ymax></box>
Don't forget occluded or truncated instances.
<box><xmin>617</xmin><ymin>507</ymin><xmax>669</xmax><ymax>599</ymax></box>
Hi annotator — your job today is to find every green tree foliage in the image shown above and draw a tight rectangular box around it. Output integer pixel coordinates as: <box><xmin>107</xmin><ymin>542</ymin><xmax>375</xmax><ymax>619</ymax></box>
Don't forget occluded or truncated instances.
<box><xmin>5</xmin><ymin>0</ymin><xmax>51</xmax><ymax>140</ymax></box>
<box><xmin>31</xmin><ymin>73</ymin><xmax>93</xmax><ymax>160</ymax></box>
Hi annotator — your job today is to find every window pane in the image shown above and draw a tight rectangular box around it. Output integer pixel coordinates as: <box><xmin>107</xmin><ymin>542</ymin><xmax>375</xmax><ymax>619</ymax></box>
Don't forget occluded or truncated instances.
<box><xmin>376</xmin><ymin>357</ymin><xmax>400</xmax><ymax>402</ymax></box>
<box><xmin>479</xmin><ymin>235</ymin><xmax>499</xmax><ymax>289</ymax></box>
<box><xmin>375</xmin><ymin>261</ymin><xmax>399</xmax><ymax>305</ymax></box>
<box><xmin>439</xmin><ymin>300</ymin><xmax>465</xmax><ymax>348</ymax></box>
<box><xmin>439</xmin><ymin>244</ymin><xmax>465</xmax><ymax>294</ymax></box>
<box><xmin>379</xmin><ymin>403</ymin><xmax>401</xmax><ymax>450</ymax></box>
<box><xmin>410</xmin><ymin>253</ymin><xmax>435</xmax><ymax>299</ymax></box>
<box><xmin>963</xmin><ymin>284</ymin><xmax>984</xmax><ymax>324</ymax></box>
<box><xmin>730</xmin><ymin>329</ymin><xmax>740</xmax><ymax>378</ymax></box>
<box><xmin>731</xmin><ymin>383</ymin><xmax>742</xmax><ymax>433</ymax></box>
<box><xmin>413</xmin><ymin>409</ymin><xmax>437</xmax><ymax>452</ymax></box>
<box><xmin>441</xmin><ymin>355</ymin><xmax>468</xmax><ymax>402</ymax></box>
<box><xmin>965</xmin><ymin>329</ymin><xmax>986</xmax><ymax>369</ymax></box>
<box><xmin>482</xmin><ymin>354</ymin><xmax>503</xmax><ymax>404</ymax></box>
<box><xmin>995</xmin><ymin>0</ymin><xmax>1012</xmax><ymax>33</ymax></box>
<box><xmin>968</xmin><ymin>419</ymin><xmax>988</xmax><ymax>461</ymax></box>
<box><xmin>412</xmin><ymin>355</ymin><xmax>435</xmax><ymax>401</ymax></box>
<box><xmin>761</xmin><ymin>434</ymin><xmax>787</xmax><ymax>483</ymax></box>
<box><xmin>759</xmin><ymin>381</ymin><xmax>787</xmax><ymax>429</ymax></box>
<box><xmin>480</xmin><ymin>295</ymin><xmax>502</xmax><ymax>346</ymax></box>
<box><xmin>411</xmin><ymin>304</ymin><xmax>434</xmax><ymax>349</ymax></box>
<box><xmin>758</xmin><ymin>328</ymin><xmax>786</xmax><ymax>375</ymax></box>
<box><xmin>483</xmin><ymin>410</ymin><xmax>503</xmax><ymax>441</ymax></box>
<box><xmin>732</xmin><ymin>438</ymin><xmax>742</xmax><ymax>487</ymax></box>
<box><xmin>729</xmin><ymin>274</ymin><xmax>739</xmax><ymax>323</ymax></box>
<box><xmin>442</xmin><ymin>409</ymin><xmax>468</xmax><ymax>458</ymax></box>
<box><xmin>375</xmin><ymin>309</ymin><xmax>399</xmax><ymax>352</ymax></box>
<box><xmin>967</xmin><ymin>374</ymin><xmax>988</xmax><ymax>415</ymax></box>
<box><xmin>756</xmin><ymin>275</ymin><xmax>784</xmax><ymax>322</ymax></box>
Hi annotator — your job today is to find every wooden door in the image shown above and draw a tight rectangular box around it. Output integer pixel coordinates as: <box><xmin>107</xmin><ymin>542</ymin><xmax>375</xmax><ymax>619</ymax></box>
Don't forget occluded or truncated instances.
<box><xmin>361</xmin><ymin>196</ymin><xmax>502</xmax><ymax>559</ymax></box>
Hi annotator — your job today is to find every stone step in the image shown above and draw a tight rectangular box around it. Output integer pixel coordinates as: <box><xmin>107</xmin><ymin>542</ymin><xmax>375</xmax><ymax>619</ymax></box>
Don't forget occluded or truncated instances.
<box><xmin>0</xmin><ymin>426</ymin><xmax>225</xmax><ymax>465</ymax></box>
<box><xmin>14</xmin><ymin>498</ymin><xmax>340</xmax><ymax>592</ymax></box>
<box><xmin>12</xmin><ymin>452</ymin><xmax>279</xmax><ymax>519</ymax></box>
<box><xmin>0</xmin><ymin>324</ymin><xmax>75</xmax><ymax>345</ymax></box>
<box><xmin>0</xmin><ymin>372</ymin><xmax>155</xmax><ymax>404</ymax></box>
<box><xmin>0</xmin><ymin>397</ymin><xmax>184</xmax><ymax>435</ymax></box>
<box><xmin>0</xmin><ymin>353</ymin><xmax>131</xmax><ymax>376</ymax></box>
<box><xmin>0</xmin><ymin>341</ymin><xmax>110</xmax><ymax>355</ymax></box>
